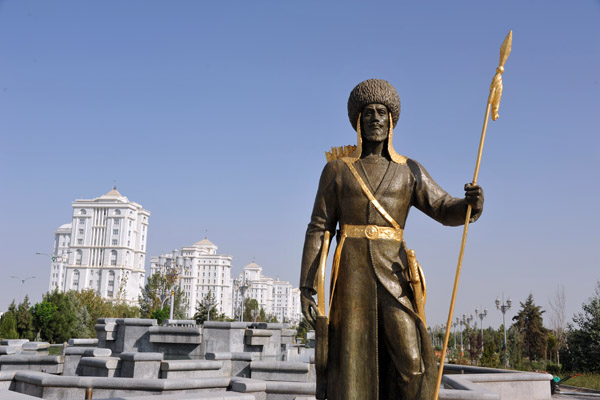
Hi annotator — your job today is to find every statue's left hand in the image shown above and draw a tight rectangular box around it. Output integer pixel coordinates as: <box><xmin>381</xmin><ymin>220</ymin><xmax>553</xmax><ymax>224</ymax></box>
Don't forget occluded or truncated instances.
<box><xmin>300</xmin><ymin>288</ymin><xmax>319</xmax><ymax>329</ymax></box>
<box><xmin>464</xmin><ymin>183</ymin><xmax>484</xmax><ymax>211</ymax></box>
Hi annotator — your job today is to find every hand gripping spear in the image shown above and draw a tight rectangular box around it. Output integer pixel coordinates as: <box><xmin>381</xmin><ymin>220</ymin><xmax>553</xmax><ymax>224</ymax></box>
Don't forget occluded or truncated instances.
<box><xmin>434</xmin><ymin>30</ymin><xmax>512</xmax><ymax>400</ymax></box>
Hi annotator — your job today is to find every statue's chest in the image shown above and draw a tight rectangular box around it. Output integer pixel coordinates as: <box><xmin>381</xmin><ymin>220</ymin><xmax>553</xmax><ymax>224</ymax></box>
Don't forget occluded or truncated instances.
<box><xmin>339</xmin><ymin>162</ymin><xmax>413</xmax><ymax>210</ymax></box>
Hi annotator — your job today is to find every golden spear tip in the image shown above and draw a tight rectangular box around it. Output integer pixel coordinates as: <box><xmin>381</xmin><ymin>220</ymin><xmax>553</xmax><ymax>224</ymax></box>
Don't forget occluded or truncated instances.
<box><xmin>499</xmin><ymin>30</ymin><xmax>513</xmax><ymax>68</ymax></box>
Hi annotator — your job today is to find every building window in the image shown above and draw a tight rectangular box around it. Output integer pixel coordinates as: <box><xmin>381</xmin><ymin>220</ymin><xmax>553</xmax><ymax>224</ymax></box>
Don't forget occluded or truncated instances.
<box><xmin>114</xmin><ymin>219</ymin><xmax>120</xmax><ymax>225</ymax></box>
<box><xmin>107</xmin><ymin>270</ymin><xmax>115</xmax><ymax>297</ymax></box>
<box><xmin>113</xmin><ymin>229</ymin><xmax>118</xmax><ymax>235</ymax></box>
<box><xmin>115</xmin><ymin>209</ymin><xmax>121</xmax><ymax>215</ymax></box>
<box><xmin>80</xmin><ymin>209</ymin><xmax>86</xmax><ymax>215</ymax></box>
<box><xmin>77</xmin><ymin>239</ymin><xmax>83</xmax><ymax>245</ymax></box>
<box><xmin>72</xmin><ymin>270</ymin><xmax>80</xmax><ymax>290</ymax></box>
<box><xmin>79</xmin><ymin>218</ymin><xmax>85</xmax><ymax>224</ymax></box>
<box><xmin>112</xmin><ymin>239</ymin><xmax>118</xmax><ymax>246</ymax></box>
<box><xmin>110</xmin><ymin>250</ymin><xmax>117</xmax><ymax>266</ymax></box>
<box><xmin>79</xmin><ymin>229</ymin><xmax>84</xmax><ymax>234</ymax></box>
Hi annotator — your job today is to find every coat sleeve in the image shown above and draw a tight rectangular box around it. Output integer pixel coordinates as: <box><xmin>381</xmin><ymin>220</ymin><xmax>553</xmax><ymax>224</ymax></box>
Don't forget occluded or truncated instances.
<box><xmin>407</xmin><ymin>159</ymin><xmax>483</xmax><ymax>226</ymax></box>
<box><xmin>300</xmin><ymin>161</ymin><xmax>340</xmax><ymax>294</ymax></box>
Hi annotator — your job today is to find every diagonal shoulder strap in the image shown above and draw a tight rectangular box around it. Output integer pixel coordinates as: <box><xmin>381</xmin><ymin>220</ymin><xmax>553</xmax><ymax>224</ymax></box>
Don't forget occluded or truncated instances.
<box><xmin>342</xmin><ymin>158</ymin><xmax>401</xmax><ymax>230</ymax></box>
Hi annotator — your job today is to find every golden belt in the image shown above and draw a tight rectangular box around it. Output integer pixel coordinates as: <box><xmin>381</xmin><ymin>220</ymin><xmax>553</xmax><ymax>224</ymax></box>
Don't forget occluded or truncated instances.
<box><xmin>341</xmin><ymin>224</ymin><xmax>404</xmax><ymax>241</ymax></box>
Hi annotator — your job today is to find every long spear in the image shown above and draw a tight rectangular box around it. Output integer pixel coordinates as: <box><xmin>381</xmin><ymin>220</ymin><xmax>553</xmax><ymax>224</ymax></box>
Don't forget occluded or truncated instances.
<box><xmin>434</xmin><ymin>30</ymin><xmax>512</xmax><ymax>400</ymax></box>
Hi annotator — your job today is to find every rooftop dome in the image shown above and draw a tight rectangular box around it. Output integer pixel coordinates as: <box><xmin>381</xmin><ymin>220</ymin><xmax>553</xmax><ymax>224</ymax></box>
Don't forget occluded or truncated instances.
<box><xmin>243</xmin><ymin>262</ymin><xmax>262</xmax><ymax>270</ymax></box>
<box><xmin>101</xmin><ymin>186</ymin><xmax>124</xmax><ymax>198</ymax></box>
<box><xmin>194</xmin><ymin>238</ymin><xmax>216</xmax><ymax>247</ymax></box>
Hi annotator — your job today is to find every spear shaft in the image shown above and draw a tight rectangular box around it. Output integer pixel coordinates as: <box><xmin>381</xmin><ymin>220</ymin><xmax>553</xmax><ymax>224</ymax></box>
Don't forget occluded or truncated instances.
<box><xmin>434</xmin><ymin>30</ymin><xmax>512</xmax><ymax>400</ymax></box>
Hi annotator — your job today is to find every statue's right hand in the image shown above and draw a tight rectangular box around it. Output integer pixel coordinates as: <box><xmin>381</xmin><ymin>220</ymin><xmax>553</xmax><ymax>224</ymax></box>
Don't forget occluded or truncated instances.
<box><xmin>300</xmin><ymin>288</ymin><xmax>319</xmax><ymax>329</ymax></box>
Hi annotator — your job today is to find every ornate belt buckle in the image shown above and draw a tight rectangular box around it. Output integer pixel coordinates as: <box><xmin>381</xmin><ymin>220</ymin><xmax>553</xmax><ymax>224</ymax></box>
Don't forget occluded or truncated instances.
<box><xmin>365</xmin><ymin>225</ymin><xmax>379</xmax><ymax>240</ymax></box>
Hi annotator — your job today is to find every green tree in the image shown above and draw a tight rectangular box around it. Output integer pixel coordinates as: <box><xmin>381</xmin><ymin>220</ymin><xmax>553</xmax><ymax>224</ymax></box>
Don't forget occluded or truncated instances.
<box><xmin>16</xmin><ymin>296</ymin><xmax>35</xmax><ymax>340</ymax></box>
<box><xmin>0</xmin><ymin>310</ymin><xmax>19</xmax><ymax>339</ymax></box>
<box><xmin>295</xmin><ymin>317</ymin><xmax>311</xmax><ymax>344</ymax></box>
<box><xmin>151</xmin><ymin>305</ymin><xmax>170</xmax><ymax>325</ymax></box>
<box><xmin>32</xmin><ymin>300</ymin><xmax>57</xmax><ymax>340</ymax></box>
<box><xmin>243</xmin><ymin>298</ymin><xmax>259</xmax><ymax>322</ymax></box>
<box><xmin>561</xmin><ymin>281</ymin><xmax>600</xmax><ymax>373</ymax></box>
<box><xmin>139</xmin><ymin>272</ymin><xmax>187</xmax><ymax>320</ymax></box>
<box><xmin>33</xmin><ymin>290</ymin><xmax>91</xmax><ymax>343</ymax></box>
<box><xmin>507</xmin><ymin>324</ymin><xmax>524</xmax><ymax>369</ymax></box>
<box><xmin>194</xmin><ymin>291</ymin><xmax>219</xmax><ymax>324</ymax></box>
<box><xmin>512</xmin><ymin>294</ymin><xmax>548</xmax><ymax>361</ymax></box>
<box><xmin>259</xmin><ymin>307</ymin><xmax>267</xmax><ymax>322</ymax></box>
<box><xmin>73</xmin><ymin>289</ymin><xmax>112</xmax><ymax>336</ymax></box>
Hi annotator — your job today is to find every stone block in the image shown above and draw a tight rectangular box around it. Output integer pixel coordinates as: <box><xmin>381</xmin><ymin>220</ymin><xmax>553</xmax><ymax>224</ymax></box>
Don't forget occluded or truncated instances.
<box><xmin>206</xmin><ymin>352</ymin><xmax>259</xmax><ymax>378</ymax></box>
<box><xmin>119</xmin><ymin>352</ymin><xmax>162</xmax><ymax>379</ymax></box>
<box><xmin>245</xmin><ymin>329</ymin><xmax>272</xmax><ymax>347</ymax></box>
<box><xmin>149</xmin><ymin>326</ymin><xmax>202</xmax><ymax>344</ymax></box>
<box><xmin>0</xmin><ymin>340</ymin><xmax>28</xmax><ymax>347</ymax></box>
<box><xmin>162</xmin><ymin>319</ymin><xmax>197</xmax><ymax>327</ymax></box>
<box><xmin>95</xmin><ymin>318</ymin><xmax>118</xmax><ymax>349</ymax></box>
<box><xmin>0</xmin><ymin>371</ymin><xmax>16</xmax><ymax>390</ymax></box>
<box><xmin>203</xmin><ymin>321</ymin><xmax>250</xmax><ymax>354</ymax></box>
<box><xmin>265</xmin><ymin>381</ymin><xmax>316</xmax><ymax>400</ymax></box>
<box><xmin>0</xmin><ymin>355</ymin><xmax>63</xmax><ymax>374</ymax></box>
<box><xmin>230</xmin><ymin>377</ymin><xmax>267</xmax><ymax>400</ymax></box>
<box><xmin>0</xmin><ymin>346</ymin><xmax>18</xmax><ymax>355</ymax></box>
<box><xmin>12</xmin><ymin>371</ymin><xmax>231</xmax><ymax>399</ymax></box>
<box><xmin>160</xmin><ymin>359</ymin><xmax>227</xmax><ymax>379</ymax></box>
<box><xmin>113</xmin><ymin>318</ymin><xmax>157</xmax><ymax>353</ymax></box>
<box><xmin>251</xmin><ymin>361</ymin><xmax>311</xmax><ymax>382</ymax></box>
<box><xmin>21</xmin><ymin>342</ymin><xmax>50</xmax><ymax>352</ymax></box>
<box><xmin>102</xmin><ymin>393</ymin><xmax>256</xmax><ymax>400</ymax></box>
<box><xmin>80</xmin><ymin>357</ymin><xmax>120</xmax><ymax>377</ymax></box>
<box><xmin>0</xmin><ymin>388</ymin><xmax>36</xmax><ymax>399</ymax></box>
<box><xmin>68</xmin><ymin>338</ymin><xmax>98</xmax><ymax>347</ymax></box>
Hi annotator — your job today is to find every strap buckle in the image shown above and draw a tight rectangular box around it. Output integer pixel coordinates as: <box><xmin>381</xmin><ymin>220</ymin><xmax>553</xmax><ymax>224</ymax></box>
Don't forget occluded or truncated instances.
<box><xmin>364</xmin><ymin>225</ymin><xmax>379</xmax><ymax>240</ymax></box>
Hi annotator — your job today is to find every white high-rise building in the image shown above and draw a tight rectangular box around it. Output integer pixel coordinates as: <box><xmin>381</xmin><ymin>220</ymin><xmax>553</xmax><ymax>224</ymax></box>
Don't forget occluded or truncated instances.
<box><xmin>232</xmin><ymin>262</ymin><xmax>302</xmax><ymax>324</ymax></box>
<box><xmin>48</xmin><ymin>187</ymin><xmax>150</xmax><ymax>304</ymax></box>
<box><xmin>149</xmin><ymin>238</ymin><xmax>233</xmax><ymax>319</ymax></box>
<box><xmin>272</xmin><ymin>278</ymin><xmax>301</xmax><ymax>325</ymax></box>
<box><xmin>233</xmin><ymin>262</ymin><xmax>274</xmax><ymax>318</ymax></box>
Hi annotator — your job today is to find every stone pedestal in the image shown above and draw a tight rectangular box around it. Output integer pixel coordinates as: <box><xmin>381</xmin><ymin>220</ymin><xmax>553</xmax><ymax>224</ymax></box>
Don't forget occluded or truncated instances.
<box><xmin>113</xmin><ymin>318</ymin><xmax>157</xmax><ymax>353</ymax></box>
<box><xmin>149</xmin><ymin>326</ymin><xmax>203</xmax><ymax>358</ymax></box>
<box><xmin>120</xmin><ymin>352</ymin><xmax>162</xmax><ymax>379</ymax></box>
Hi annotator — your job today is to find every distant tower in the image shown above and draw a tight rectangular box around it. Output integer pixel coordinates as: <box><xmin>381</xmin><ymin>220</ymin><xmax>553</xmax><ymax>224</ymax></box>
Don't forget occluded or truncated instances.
<box><xmin>48</xmin><ymin>187</ymin><xmax>150</xmax><ymax>304</ymax></box>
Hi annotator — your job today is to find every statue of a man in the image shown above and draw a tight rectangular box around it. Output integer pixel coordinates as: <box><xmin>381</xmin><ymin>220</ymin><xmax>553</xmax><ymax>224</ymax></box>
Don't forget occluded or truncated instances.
<box><xmin>300</xmin><ymin>79</ymin><xmax>484</xmax><ymax>399</ymax></box>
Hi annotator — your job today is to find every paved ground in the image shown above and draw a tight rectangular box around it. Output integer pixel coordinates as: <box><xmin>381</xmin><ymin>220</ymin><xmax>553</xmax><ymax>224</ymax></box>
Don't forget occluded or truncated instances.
<box><xmin>553</xmin><ymin>385</ymin><xmax>600</xmax><ymax>399</ymax></box>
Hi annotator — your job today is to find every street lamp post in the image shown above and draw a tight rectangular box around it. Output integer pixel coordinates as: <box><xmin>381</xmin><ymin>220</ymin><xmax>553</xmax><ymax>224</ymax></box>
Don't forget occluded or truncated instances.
<box><xmin>459</xmin><ymin>319</ymin><xmax>465</xmax><ymax>357</ymax></box>
<box><xmin>462</xmin><ymin>314</ymin><xmax>474</xmax><ymax>351</ymax></box>
<box><xmin>495</xmin><ymin>294</ymin><xmax>512</xmax><ymax>367</ymax></box>
<box><xmin>157</xmin><ymin>250</ymin><xmax>189</xmax><ymax>321</ymax></box>
<box><xmin>475</xmin><ymin>307</ymin><xmax>488</xmax><ymax>352</ymax></box>
<box><xmin>234</xmin><ymin>274</ymin><xmax>252</xmax><ymax>322</ymax></box>
<box><xmin>452</xmin><ymin>318</ymin><xmax>459</xmax><ymax>356</ymax></box>
<box><xmin>203</xmin><ymin>295</ymin><xmax>218</xmax><ymax>322</ymax></box>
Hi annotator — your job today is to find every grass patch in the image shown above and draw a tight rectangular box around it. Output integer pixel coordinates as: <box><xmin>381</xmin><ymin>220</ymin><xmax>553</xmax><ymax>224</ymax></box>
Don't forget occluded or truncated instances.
<box><xmin>48</xmin><ymin>344</ymin><xmax>64</xmax><ymax>356</ymax></box>
<box><xmin>562</xmin><ymin>373</ymin><xmax>600</xmax><ymax>391</ymax></box>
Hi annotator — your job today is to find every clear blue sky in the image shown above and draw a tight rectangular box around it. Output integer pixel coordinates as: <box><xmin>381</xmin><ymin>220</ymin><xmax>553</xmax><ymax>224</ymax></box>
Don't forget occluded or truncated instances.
<box><xmin>1</xmin><ymin>0</ymin><xmax>598</xmax><ymax>329</ymax></box>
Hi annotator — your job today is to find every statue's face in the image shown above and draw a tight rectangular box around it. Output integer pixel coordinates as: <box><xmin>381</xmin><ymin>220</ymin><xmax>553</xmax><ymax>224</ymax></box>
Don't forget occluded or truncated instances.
<box><xmin>361</xmin><ymin>103</ymin><xmax>389</xmax><ymax>143</ymax></box>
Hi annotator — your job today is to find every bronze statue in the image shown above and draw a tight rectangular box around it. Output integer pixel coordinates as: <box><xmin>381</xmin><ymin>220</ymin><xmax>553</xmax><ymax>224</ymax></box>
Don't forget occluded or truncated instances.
<box><xmin>300</xmin><ymin>79</ymin><xmax>484</xmax><ymax>399</ymax></box>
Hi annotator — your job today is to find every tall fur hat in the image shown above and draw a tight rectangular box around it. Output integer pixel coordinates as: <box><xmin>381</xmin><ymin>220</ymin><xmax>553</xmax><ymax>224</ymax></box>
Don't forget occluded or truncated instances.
<box><xmin>347</xmin><ymin>79</ymin><xmax>401</xmax><ymax>131</ymax></box>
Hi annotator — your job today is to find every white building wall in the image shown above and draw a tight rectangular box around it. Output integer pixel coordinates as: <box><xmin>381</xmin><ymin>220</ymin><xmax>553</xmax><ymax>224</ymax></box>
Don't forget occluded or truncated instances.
<box><xmin>48</xmin><ymin>187</ymin><xmax>149</xmax><ymax>304</ymax></box>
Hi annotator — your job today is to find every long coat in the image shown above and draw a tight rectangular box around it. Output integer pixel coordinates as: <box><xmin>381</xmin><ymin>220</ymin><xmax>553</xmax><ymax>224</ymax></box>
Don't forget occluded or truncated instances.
<box><xmin>300</xmin><ymin>156</ymin><xmax>481</xmax><ymax>400</ymax></box>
